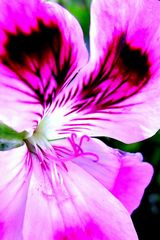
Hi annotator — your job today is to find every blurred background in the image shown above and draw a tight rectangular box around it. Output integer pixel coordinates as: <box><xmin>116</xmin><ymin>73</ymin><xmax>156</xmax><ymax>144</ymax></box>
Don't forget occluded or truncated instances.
<box><xmin>53</xmin><ymin>0</ymin><xmax>160</xmax><ymax>239</ymax></box>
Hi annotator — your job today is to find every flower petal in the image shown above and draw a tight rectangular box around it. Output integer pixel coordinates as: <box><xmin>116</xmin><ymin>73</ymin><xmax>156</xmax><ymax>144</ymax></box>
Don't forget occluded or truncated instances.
<box><xmin>88</xmin><ymin>0</ymin><xmax>160</xmax><ymax>142</ymax></box>
<box><xmin>48</xmin><ymin>0</ymin><xmax>160</xmax><ymax>143</ymax></box>
<box><xmin>0</xmin><ymin>0</ymin><xmax>88</xmax><ymax>132</ymax></box>
<box><xmin>23</xmin><ymin>161</ymin><xmax>138</xmax><ymax>240</ymax></box>
<box><xmin>0</xmin><ymin>146</ymin><xmax>31</xmax><ymax>240</ymax></box>
<box><xmin>73</xmin><ymin>138</ymin><xmax>153</xmax><ymax>213</ymax></box>
<box><xmin>53</xmin><ymin>137</ymin><xmax>153</xmax><ymax>214</ymax></box>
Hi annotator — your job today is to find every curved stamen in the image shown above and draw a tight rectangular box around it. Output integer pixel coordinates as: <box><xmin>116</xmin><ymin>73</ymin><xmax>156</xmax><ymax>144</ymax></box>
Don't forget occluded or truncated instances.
<box><xmin>26</xmin><ymin>133</ymin><xmax>99</xmax><ymax>197</ymax></box>
<box><xmin>66</xmin><ymin>133</ymin><xmax>99</xmax><ymax>162</ymax></box>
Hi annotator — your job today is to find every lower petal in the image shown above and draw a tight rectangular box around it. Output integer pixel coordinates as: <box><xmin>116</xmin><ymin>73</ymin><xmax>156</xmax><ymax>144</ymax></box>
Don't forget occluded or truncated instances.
<box><xmin>0</xmin><ymin>145</ymin><xmax>31</xmax><ymax>240</ymax></box>
<box><xmin>53</xmin><ymin>137</ymin><xmax>153</xmax><ymax>214</ymax></box>
<box><xmin>23</xmin><ymin>161</ymin><xmax>138</xmax><ymax>240</ymax></box>
<box><xmin>73</xmin><ymin>138</ymin><xmax>153</xmax><ymax>213</ymax></box>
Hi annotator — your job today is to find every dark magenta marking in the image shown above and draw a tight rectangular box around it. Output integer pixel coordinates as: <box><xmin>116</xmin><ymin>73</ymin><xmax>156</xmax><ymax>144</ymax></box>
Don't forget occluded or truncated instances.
<box><xmin>119</xmin><ymin>43</ymin><xmax>150</xmax><ymax>85</ymax></box>
<box><xmin>73</xmin><ymin>34</ymin><xmax>151</xmax><ymax>113</ymax></box>
<box><xmin>3</xmin><ymin>20</ymin><xmax>73</xmax><ymax>107</ymax></box>
<box><xmin>4</xmin><ymin>20</ymin><xmax>61</xmax><ymax>65</ymax></box>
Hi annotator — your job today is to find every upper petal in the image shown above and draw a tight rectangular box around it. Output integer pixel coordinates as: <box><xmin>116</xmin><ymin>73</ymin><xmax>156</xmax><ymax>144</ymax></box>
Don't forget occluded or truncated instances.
<box><xmin>87</xmin><ymin>0</ymin><xmax>160</xmax><ymax>142</ymax></box>
<box><xmin>47</xmin><ymin>0</ymin><xmax>160</xmax><ymax>143</ymax></box>
<box><xmin>0</xmin><ymin>0</ymin><xmax>88</xmax><ymax>132</ymax></box>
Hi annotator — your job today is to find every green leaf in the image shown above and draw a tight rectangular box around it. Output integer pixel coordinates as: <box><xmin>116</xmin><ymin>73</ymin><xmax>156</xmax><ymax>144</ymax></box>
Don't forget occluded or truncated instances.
<box><xmin>0</xmin><ymin>122</ymin><xmax>28</xmax><ymax>151</ymax></box>
<box><xmin>0</xmin><ymin>139</ymin><xmax>24</xmax><ymax>151</ymax></box>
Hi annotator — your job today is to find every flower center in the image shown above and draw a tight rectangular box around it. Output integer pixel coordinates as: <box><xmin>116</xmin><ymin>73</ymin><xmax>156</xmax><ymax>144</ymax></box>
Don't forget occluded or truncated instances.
<box><xmin>26</xmin><ymin>117</ymin><xmax>99</xmax><ymax>197</ymax></box>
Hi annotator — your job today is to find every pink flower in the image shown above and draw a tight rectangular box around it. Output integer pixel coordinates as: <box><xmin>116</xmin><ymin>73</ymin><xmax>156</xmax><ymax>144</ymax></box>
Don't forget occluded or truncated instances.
<box><xmin>0</xmin><ymin>0</ymin><xmax>157</xmax><ymax>239</ymax></box>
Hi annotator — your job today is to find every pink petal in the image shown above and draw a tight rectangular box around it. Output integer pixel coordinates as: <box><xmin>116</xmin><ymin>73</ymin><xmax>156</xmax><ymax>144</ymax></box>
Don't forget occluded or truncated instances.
<box><xmin>87</xmin><ymin>0</ymin><xmax>160</xmax><ymax>142</ymax></box>
<box><xmin>0</xmin><ymin>0</ymin><xmax>88</xmax><ymax>132</ymax></box>
<box><xmin>23</xmin><ymin>161</ymin><xmax>138</xmax><ymax>240</ymax></box>
<box><xmin>76</xmin><ymin>138</ymin><xmax>153</xmax><ymax>213</ymax></box>
<box><xmin>54</xmin><ymin>137</ymin><xmax>153</xmax><ymax>214</ymax></box>
<box><xmin>0</xmin><ymin>146</ymin><xmax>31</xmax><ymax>239</ymax></box>
<box><xmin>49</xmin><ymin>0</ymin><xmax>160</xmax><ymax>143</ymax></box>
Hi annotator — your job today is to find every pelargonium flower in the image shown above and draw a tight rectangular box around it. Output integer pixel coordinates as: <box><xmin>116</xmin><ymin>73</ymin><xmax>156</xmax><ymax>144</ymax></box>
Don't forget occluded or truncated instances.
<box><xmin>0</xmin><ymin>0</ymin><xmax>158</xmax><ymax>239</ymax></box>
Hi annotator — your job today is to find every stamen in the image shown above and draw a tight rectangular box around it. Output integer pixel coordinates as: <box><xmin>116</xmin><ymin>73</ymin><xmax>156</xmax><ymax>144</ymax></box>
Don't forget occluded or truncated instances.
<box><xmin>26</xmin><ymin>133</ymin><xmax>99</xmax><ymax>198</ymax></box>
<box><xmin>66</xmin><ymin>133</ymin><xmax>99</xmax><ymax>162</ymax></box>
